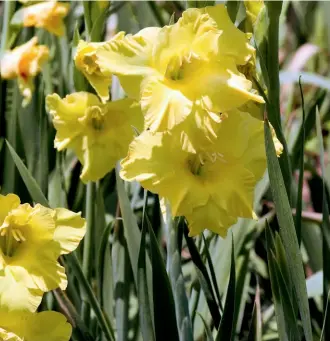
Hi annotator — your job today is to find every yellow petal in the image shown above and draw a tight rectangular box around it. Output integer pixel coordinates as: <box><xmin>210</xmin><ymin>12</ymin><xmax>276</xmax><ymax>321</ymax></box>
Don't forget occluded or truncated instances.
<box><xmin>22</xmin><ymin>1</ymin><xmax>70</xmax><ymax>37</ymax></box>
<box><xmin>203</xmin><ymin>4</ymin><xmax>255</xmax><ymax>64</ymax></box>
<box><xmin>0</xmin><ymin>194</ymin><xmax>20</xmax><ymax>225</ymax></box>
<box><xmin>0</xmin><ymin>309</ymin><xmax>72</xmax><ymax>341</ymax></box>
<box><xmin>75</xmin><ymin>40</ymin><xmax>112</xmax><ymax>102</ymax></box>
<box><xmin>0</xmin><ymin>37</ymin><xmax>49</xmax><ymax>105</ymax></box>
<box><xmin>95</xmin><ymin>28</ymin><xmax>160</xmax><ymax>98</ymax></box>
<box><xmin>120</xmin><ymin>130</ymin><xmax>209</xmax><ymax>215</ymax></box>
<box><xmin>46</xmin><ymin>92</ymin><xmax>100</xmax><ymax>151</ymax></box>
<box><xmin>78</xmin><ymin>98</ymin><xmax>143</xmax><ymax>182</ymax></box>
<box><xmin>140</xmin><ymin>57</ymin><xmax>263</xmax><ymax>133</ymax></box>
<box><xmin>152</xmin><ymin>10</ymin><xmax>219</xmax><ymax>75</ymax></box>
<box><xmin>186</xmin><ymin>199</ymin><xmax>237</xmax><ymax>237</ymax></box>
<box><xmin>54</xmin><ymin>208</ymin><xmax>86</xmax><ymax>255</ymax></box>
<box><xmin>0</xmin><ymin>273</ymin><xmax>42</xmax><ymax>312</ymax></box>
<box><xmin>121</xmin><ymin>109</ymin><xmax>267</xmax><ymax>236</ymax></box>
<box><xmin>244</xmin><ymin>0</ymin><xmax>265</xmax><ymax>26</ymax></box>
<box><xmin>8</xmin><ymin>243</ymin><xmax>67</xmax><ymax>292</ymax></box>
<box><xmin>141</xmin><ymin>76</ymin><xmax>193</xmax><ymax>132</ymax></box>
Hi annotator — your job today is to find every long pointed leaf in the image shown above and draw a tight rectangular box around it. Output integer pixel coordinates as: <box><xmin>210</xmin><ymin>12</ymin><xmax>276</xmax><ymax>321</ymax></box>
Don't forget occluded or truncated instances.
<box><xmin>265</xmin><ymin>120</ymin><xmax>312</xmax><ymax>341</ymax></box>
<box><xmin>216</xmin><ymin>234</ymin><xmax>236</xmax><ymax>341</ymax></box>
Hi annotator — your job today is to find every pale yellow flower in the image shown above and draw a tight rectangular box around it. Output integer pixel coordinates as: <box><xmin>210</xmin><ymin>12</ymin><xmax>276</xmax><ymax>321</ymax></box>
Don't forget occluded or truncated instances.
<box><xmin>120</xmin><ymin>110</ymin><xmax>267</xmax><ymax>236</ymax></box>
<box><xmin>95</xmin><ymin>5</ymin><xmax>263</xmax><ymax>138</ymax></box>
<box><xmin>46</xmin><ymin>92</ymin><xmax>144</xmax><ymax>182</ymax></box>
<box><xmin>0</xmin><ymin>37</ymin><xmax>49</xmax><ymax>106</ymax></box>
<box><xmin>0</xmin><ymin>193</ymin><xmax>86</xmax><ymax>311</ymax></box>
<box><xmin>21</xmin><ymin>1</ymin><xmax>69</xmax><ymax>36</ymax></box>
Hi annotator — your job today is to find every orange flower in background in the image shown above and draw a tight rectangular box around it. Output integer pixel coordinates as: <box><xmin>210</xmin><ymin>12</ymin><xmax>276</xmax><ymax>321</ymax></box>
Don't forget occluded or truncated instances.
<box><xmin>21</xmin><ymin>1</ymin><xmax>70</xmax><ymax>36</ymax></box>
<box><xmin>0</xmin><ymin>37</ymin><xmax>49</xmax><ymax>106</ymax></box>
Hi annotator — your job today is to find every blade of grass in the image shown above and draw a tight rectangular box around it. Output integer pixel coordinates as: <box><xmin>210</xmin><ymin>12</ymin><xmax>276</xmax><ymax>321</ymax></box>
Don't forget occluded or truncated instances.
<box><xmin>202</xmin><ymin>233</ymin><xmax>223</xmax><ymax>313</ymax></box>
<box><xmin>112</xmin><ymin>218</ymin><xmax>131</xmax><ymax>341</ymax></box>
<box><xmin>68</xmin><ymin>253</ymin><xmax>116</xmax><ymax>341</ymax></box>
<box><xmin>295</xmin><ymin>77</ymin><xmax>306</xmax><ymax>245</ymax></box>
<box><xmin>320</xmin><ymin>290</ymin><xmax>330</xmax><ymax>341</ymax></box>
<box><xmin>0</xmin><ymin>0</ymin><xmax>16</xmax><ymax>54</ymax></box>
<box><xmin>216</xmin><ymin>234</ymin><xmax>236</xmax><ymax>341</ymax></box>
<box><xmin>166</xmin><ymin>214</ymin><xmax>193</xmax><ymax>341</ymax></box>
<box><xmin>115</xmin><ymin>166</ymin><xmax>154</xmax><ymax>322</ymax></box>
<box><xmin>227</xmin><ymin>0</ymin><xmax>240</xmax><ymax>23</ymax></box>
<box><xmin>197</xmin><ymin>313</ymin><xmax>214</xmax><ymax>341</ymax></box>
<box><xmin>184</xmin><ymin>224</ymin><xmax>221</xmax><ymax>328</ymax></box>
<box><xmin>247</xmin><ymin>281</ymin><xmax>262</xmax><ymax>341</ymax></box>
<box><xmin>265</xmin><ymin>1</ymin><xmax>292</xmax><ymax>199</ymax></box>
<box><xmin>138</xmin><ymin>215</ymin><xmax>156</xmax><ymax>341</ymax></box>
<box><xmin>264</xmin><ymin>120</ymin><xmax>312</xmax><ymax>341</ymax></box>
<box><xmin>146</xmin><ymin>215</ymin><xmax>180</xmax><ymax>341</ymax></box>
<box><xmin>81</xmin><ymin>181</ymin><xmax>95</xmax><ymax>324</ymax></box>
<box><xmin>265</xmin><ymin>224</ymin><xmax>289</xmax><ymax>341</ymax></box>
<box><xmin>316</xmin><ymin>108</ymin><xmax>330</xmax><ymax>340</ymax></box>
<box><xmin>5</xmin><ymin>139</ymin><xmax>49</xmax><ymax>206</ymax></box>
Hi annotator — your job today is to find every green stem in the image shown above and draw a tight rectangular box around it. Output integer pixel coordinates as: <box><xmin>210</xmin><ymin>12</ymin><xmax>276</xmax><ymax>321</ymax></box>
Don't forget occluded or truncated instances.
<box><xmin>82</xmin><ymin>181</ymin><xmax>96</xmax><ymax>323</ymax></box>
<box><xmin>265</xmin><ymin>1</ymin><xmax>293</xmax><ymax>201</ymax></box>
<box><xmin>0</xmin><ymin>0</ymin><xmax>15</xmax><ymax>54</ymax></box>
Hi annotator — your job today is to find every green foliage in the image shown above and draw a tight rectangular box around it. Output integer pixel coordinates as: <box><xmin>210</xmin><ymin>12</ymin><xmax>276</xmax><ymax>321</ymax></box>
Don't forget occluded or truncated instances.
<box><xmin>1</xmin><ymin>1</ymin><xmax>330</xmax><ymax>340</ymax></box>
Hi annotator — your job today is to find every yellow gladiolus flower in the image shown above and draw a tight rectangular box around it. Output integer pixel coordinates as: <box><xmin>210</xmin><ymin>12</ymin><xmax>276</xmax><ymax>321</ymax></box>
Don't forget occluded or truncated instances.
<box><xmin>21</xmin><ymin>1</ymin><xmax>69</xmax><ymax>36</ymax></box>
<box><xmin>95</xmin><ymin>5</ymin><xmax>263</xmax><ymax>136</ymax></box>
<box><xmin>46</xmin><ymin>92</ymin><xmax>144</xmax><ymax>182</ymax></box>
<box><xmin>120</xmin><ymin>110</ymin><xmax>268</xmax><ymax>237</ymax></box>
<box><xmin>0</xmin><ymin>308</ymin><xmax>72</xmax><ymax>341</ymax></box>
<box><xmin>0</xmin><ymin>193</ymin><xmax>86</xmax><ymax>311</ymax></box>
<box><xmin>0</xmin><ymin>37</ymin><xmax>49</xmax><ymax>106</ymax></box>
<box><xmin>74</xmin><ymin>40</ymin><xmax>112</xmax><ymax>102</ymax></box>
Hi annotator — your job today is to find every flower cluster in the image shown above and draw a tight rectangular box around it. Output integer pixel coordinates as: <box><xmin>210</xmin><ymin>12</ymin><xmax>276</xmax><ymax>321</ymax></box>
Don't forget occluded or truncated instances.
<box><xmin>0</xmin><ymin>193</ymin><xmax>86</xmax><ymax>340</ymax></box>
<box><xmin>47</xmin><ymin>4</ymin><xmax>281</xmax><ymax>237</ymax></box>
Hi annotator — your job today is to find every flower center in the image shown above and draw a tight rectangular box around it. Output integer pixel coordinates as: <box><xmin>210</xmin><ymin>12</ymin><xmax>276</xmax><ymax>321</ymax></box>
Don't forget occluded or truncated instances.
<box><xmin>165</xmin><ymin>52</ymin><xmax>198</xmax><ymax>81</ymax></box>
<box><xmin>187</xmin><ymin>152</ymin><xmax>226</xmax><ymax>176</ymax></box>
<box><xmin>83</xmin><ymin>53</ymin><xmax>101</xmax><ymax>75</ymax></box>
<box><xmin>0</xmin><ymin>222</ymin><xmax>27</xmax><ymax>257</ymax></box>
<box><xmin>86</xmin><ymin>106</ymin><xmax>105</xmax><ymax>131</ymax></box>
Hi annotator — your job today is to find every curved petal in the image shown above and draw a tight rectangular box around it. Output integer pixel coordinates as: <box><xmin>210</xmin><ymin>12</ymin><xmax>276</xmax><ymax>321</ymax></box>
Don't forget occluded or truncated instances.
<box><xmin>26</xmin><ymin>311</ymin><xmax>72</xmax><ymax>341</ymax></box>
<box><xmin>0</xmin><ymin>194</ymin><xmax>20</xmax><ymax>225</ymax></box>
<box><xmin>22</xmin><ymin>1</ymin><xmax>70</xmax><ymax>37</ymax></box>
<box><xmin>186</xmin><ymin>199</ymin><xmax>237</xmax><ymax>237</ymax></box>
<box><xmin>152</xmin><ymin>10</ymin><xmax>219</xmax><ymax>74</ymax></box>
<box><xmin>0</xmin><ymin>273</ymin><xmax>42</xmax><ymax>312</ymax></box>
<box><xmin>46</xmin><ymin>92</ymin><xmax>100</xmax><ymax>151</ymax></box>
<box><xmin>208</xmin><ymin>166</ymin><xmax>256</xmax><ymax>219</ymax></box>
<box><xmin>0</xmin><ymin>310</ymin><xmax>71</xmax><ymax>341</ymax></box>
<box><xmin>79</xmin><ymin>98</ymin><xmax>144</xmax><ymax>182</ymax></box>
<box><xmin>183</xmin><ymin>58</ymin><xmax>264</xmax><ymax>113</ymax></box>
<box><xmin>54</xmin><ymin>208</ymin><xmax>86</xmax><ymax>255</ymax></box>
<box><xmin>120</xmin><ymin>130</ymin><xmax>209</xmax><ymax>215</ymax></box>
<box><xmin>203</xmin><ymin>4</ymin><xmax>255</xmax><ymax>64</ymax></box>
<box><xmin>140</xmin><ymin>76</ymin><xmax>193</xmax><ymax>132</ymax></box>
<box><xmin>75</xmin><ymin>41</ymin><xmax>112</xmax><ymax>101</ymax></box>
<box><xmin>96</xmin><ymin>28</ymin><xmax>160</xmax><ymax>98</ymax></box>
<box><xmin>8</xmin><ymin>240</ymin><xmax>67</xmax><ymax>292</ymax></box>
